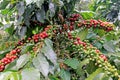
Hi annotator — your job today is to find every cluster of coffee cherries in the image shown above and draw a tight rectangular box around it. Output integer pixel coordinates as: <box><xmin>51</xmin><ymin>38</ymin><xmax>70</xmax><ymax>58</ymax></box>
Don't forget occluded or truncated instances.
<box><xmin>32</xmin><ymin>31</ymin><xmax>49</xmax><ymax>43</ymax></box>
<box><xmin>0</xmin><ymin>26</ymin><xmax>52</xmax><ymax>72</ymax></box>
<box><xmin>0</xmin><ymin>48</ymin><xmax>21</xmax><ymax>71</ymax></box>
<box><xmin>71</xmin><ymin>36</ymin><xmax>119</xmax><ymax>77</ymax></box>
<box><xmin>77</xmin><ymin>19</ymin><xmax>114</xmax><ymax>32</ymax></box>
<box><xmin>62</xmin><ymin>14</ymin><xmax>81</xmax><ymax>31</ymax></box>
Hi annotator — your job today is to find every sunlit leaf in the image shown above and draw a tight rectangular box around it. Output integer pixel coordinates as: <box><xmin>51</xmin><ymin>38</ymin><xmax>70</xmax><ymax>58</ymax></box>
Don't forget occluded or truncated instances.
<box><xmin>41</xmin><ymin>45</ymin><xmax>57</xmax><ymax>65</ymax></box>
<box><xmin>21</xmin><ymin>68</ymin><xmax>40</xmax><ymax>80</ymax></box>
<box><xmin>85</xmin><ymin>68</ymin><xmax>103</xmax><ymax>80</ymax></box>
<box><xmin>59</xmin><ymin>69</ymin><xmax>71</xmax><ymax>80</ymax></box>
<box><xmin>32</xmin><ymin>53</ymin><xmax>49</xmax><ymax>77</ymax></box>
<box><xmin>16</xmin><ymin>54</ymin><xmax>30</xmax><ymax>70</ymax></box>
<box><xmin>64</xmin><ymin>58</ymin><xmax>79</xmax><ymax>69</ymax></box>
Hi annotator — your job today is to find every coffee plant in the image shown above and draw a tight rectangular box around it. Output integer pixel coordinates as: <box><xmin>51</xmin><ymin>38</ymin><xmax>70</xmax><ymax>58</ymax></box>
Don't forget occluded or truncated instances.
<box><xmin>0</xmin><ymin>0</ymin><xmax>120</xmax><ymax>80</ymax></box>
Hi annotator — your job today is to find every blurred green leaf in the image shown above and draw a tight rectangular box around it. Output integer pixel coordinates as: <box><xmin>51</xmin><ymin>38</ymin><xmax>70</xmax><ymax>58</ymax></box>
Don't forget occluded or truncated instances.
<box><xmin>0</xmin><ymin>71</ymin><xmax>21</xmax><ymax>80</ymax></box>
<box><xmin>32</xmin><ymin>53</ymin><xmax>49</xmax><ymax>77</ymax></box>
<box><xmin>0</xmin><ymin>1</ymin><xmax>10</xmax><ymax>9</ymax></box>
<box><xmin>16</xmin><ymin>54</ymin><xmax>30</xmax><ymax>70</ymax></box>
<box><xmin>77</xmin><ymin>59</ymin><xmax>89</xmax><ymax>76</ymax></box>
<box><xmin>103</xmin><ymin>41</ymin><xmax>115</xmax><ymax>53</ymax></box>
<box><xmin>76</xmin><ymin>28</ymin><xmax>88</xmax><ymax>41</ymax></box>
<box><xmin>85</xmin><ymin>68</ymin><xmax>103</xmax><ymax>80</ymax></box>
<box><xmin>5</xmin><ymin>25</ymin><xmax>14</xmax><ymax>36</ymax></box>
<box><xmin>41</xmin><ymin>45</ymin><xmax>57</xmax><ymax>65</ymax></box>
<box><xmin>21</xmin><ymin>68</ymin><xmax>40</xmax><ymax>80</ymax></box>
<box><xmin>64</xmin><ymin>58</ymin><xmax>79</xmax><ymax>69</ymax></box>
<box><xmin>80</xmin><ymin>11</ymin><xmax>95</xmax><ymax>19</ymax></box>
<box><xmin>59</xmin><ymin>69</ymin><xmax>71</xmax><ymax>80</ymax></box>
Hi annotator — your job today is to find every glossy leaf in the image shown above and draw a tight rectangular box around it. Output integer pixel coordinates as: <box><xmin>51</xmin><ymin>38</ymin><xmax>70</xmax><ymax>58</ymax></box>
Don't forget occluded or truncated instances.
<box><xmin>80</xmin><ymin>11</ymin><xmax>95</xmax><ymax>19</ymax></box>
<box><xmin>59</xmin><ymin>69</ymin><xmax>71</xmax><ymax>80</ymax></box>
<box><xmin>85</xmin><ymin>68</ymin><xmax>103</xmax><ymax>80</ymax></box>
<box><xmin>21</xmin><ymin>68</ymin><xmax>40</xmax><ymax>80</ymax></box>
<box><xmin>103</xmin><ymin>41</ymin><xmax>115</xmax><ymax>53</ymax></box>
<box><xmin>0</xmin><ymin>71</ymin><xmax>21</xmax><ymax>80</ymax></box>
<box><xmin>44</xmin><ymin>38</ymin><xmax>53</xmax><ymax>48</ymax></box>
<box><xmin>32</xmin><ymin>53</ymin><xmax>49</xmax><ymax>77</ymax></box>
<box><xmin>77</xmin><ymin>59</ymin><xmax>89</xmax><ymax>76</ymax></box>
<box><xmin>16</xmin><ymin>54</ymin><xmax>30</xmax><ymax>70</ymax></box>
<box><xmin>41</xmin><ymin>45</ymin><xmax>57</xmax><ymax>65</ymax></box>
<box><xmin>64</xmin><ymin>58</ymin><xmax>79</xmax><ymax>69</ymax></box>
<box><xmin>76</xmin><ymin>28</ymin><xmax>88</xmax><ymax>41</ymax></box>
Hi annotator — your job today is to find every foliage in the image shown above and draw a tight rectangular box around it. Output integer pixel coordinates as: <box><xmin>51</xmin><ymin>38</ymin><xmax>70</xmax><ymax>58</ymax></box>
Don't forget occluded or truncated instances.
<box><xmin>89</xmin><ymin>0</ymin><xmax>120</xmax><ymax>27</ymax></box>
<box><xmin>0</xmin><ymin>0</ymin><xmax>120</xmax><ymax>80</ymax></box>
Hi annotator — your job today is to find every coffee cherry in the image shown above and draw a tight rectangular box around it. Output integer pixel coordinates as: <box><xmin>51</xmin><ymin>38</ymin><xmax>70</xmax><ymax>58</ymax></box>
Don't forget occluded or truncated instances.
<box><xmin>28</xmin><ymin>37</ymin><xmax>32</xmax><ymax>41</ymax></box>
<box><xmin>10</xmin><ymin>50</ymin><xmax>17</xmax><ymax>55</ymax></box>
<box><xmin>16</xmin><ymin>48</ymin><xmax>21</xmax><ymax>53</ymax></box>
<box><xmin>69</xmin><ymin>25</ymin><xmax>74</xmax><ymax>31</ymax></box>
<box><xmin>100</xmin><ymin>54</ymin><xmax>107</xmax><ymax>61</ymax></box>
<box><xmin>74</xmin><ymin>41</ymin><xmax>78</xmax><ymax>45</ymax></box>
<box><xmin>96</xmin><ymin>50</ymin><xmax>100</xmax><ymax>53</ymax></box>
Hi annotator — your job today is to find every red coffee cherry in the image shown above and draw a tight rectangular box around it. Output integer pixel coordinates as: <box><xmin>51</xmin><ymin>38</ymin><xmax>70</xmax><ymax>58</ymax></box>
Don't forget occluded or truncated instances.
<box><xmin>10</xmin><ymin>50</ymin><xmax>17</xmax><ymax>55</ymax></box>
<box><xmin>100</xmin><ymin>54</ymin><xmax>107</xmax><ymax>61</ymax></box>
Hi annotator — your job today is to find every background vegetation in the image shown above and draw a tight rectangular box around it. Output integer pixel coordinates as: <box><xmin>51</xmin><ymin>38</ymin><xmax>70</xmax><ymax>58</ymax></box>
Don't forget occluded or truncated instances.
<box><xmin>0</xmin><ymin>0</ymin><xmax>120</xmax><ymax>80</ymax></box>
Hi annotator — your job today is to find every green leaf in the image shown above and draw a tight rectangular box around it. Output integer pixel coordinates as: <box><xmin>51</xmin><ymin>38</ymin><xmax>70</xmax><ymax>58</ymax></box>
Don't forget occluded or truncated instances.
<box><xmin>5</xmin><ymin>25</ymin><xmax>14</xmax><ymax>36</ymax></box>
<box><xmin>35</xmin><ymin>0</ymin><xmax>44</xmax><ymax>9</ymax></box>
<box><xmin>114</xmin><ymin>59</ymin><xmax>120</xmax><ymax>70</ymax></box>
<box><xmin>87</xmin><ymin>32</ymin><xmax>96</xmax><ymax>39</ymax></box>
<box><xmin>85</xmin><ymin>68</ymin><xmax>103</xmax><ymax>80</ymax></box>
<box><xmin>41</xmin><ymin>41</ymin><xmax>57</xmax><ymax>65</ymax></box>
<box><xmin>0</xmin><ymin>22</ymin><xmax>3</xmax><ymax>26</ymax></box>
<box><xmin>49</xmin><ymin>76</ymin><xmax>59</xmax><ymax>80</ymax></box>
<box><xmin>25</xmin><ymin>0</ymin><xmax>33</xmax><ymax>5</ymax></box>
<box><xmin>59</xmin><ymin>69</ymin><xmax>71</xmax><ymax>80</ymax></box>
<box><xmin>93</xmin><ymin>73</ymin><xmax>113</xmax><ymax>80</ymax></box>
<box><xmin>80</xmin><ymin>11</ymin><xmax>95</xmax><ymax>19</ymax></box>
<box><xmin>49</xmin><ymin>2</ymin><xmax>55</xmax><ymax>17</ymax></box>
<box><xmin>86</xmin><ymin>62</ymin><xmax>97</xmax><ymax>74</ymax></box>
<box><xmin>36</xmin><ymin>7</ymin><xmax>45</xmax><ymax>23</ymax></box>
<box><xmin>103</xmin><ymin>41</ymin><xmax>115</xmax><ymax>53</ymax></box>
<box><xmin>93</xmin><ymin>73</ymin><xmax>104</xmax><ymax>80</ymax></box>
<box><xmin>76</xmin><ymin>59</ymin><xmax>89</xmax><ymax>76</ymax></box>
<box><xmin>64</xmin><ymin>58</ymin><xmax>79</xmax><ymax>69</ymax></box>
<box><xmin>66</xmin><ymin>0</ymin><xmax>70</xmax><ymax>3</ymax></box>
<box><xmin>76</xmin><ymin>28</ymin><xmax>88</xmax><ymax>41</ymax></box>
<box><xmin>16</xmin><ymin>54</ymin><xmax>30</xmax><ymax>70</ymax></box>
<box><xmin>5</xmin><ymin>60</ymin><xmax>17</xmax><ymax>71</ymax></box>
<box><xmin>94</xmin><ymin>29</ymin><xmax>105</xmax><ymax>37</ymax></box>
<box><xmin>21</xmin><ymin>43</ymin><xmax>34</xmax><ymax>54</ymax></box>
<box><xmin>1</xmin><ymin>9</ymin><xmax>10</xmax><ymax>15</ymax></box>
<box><xmin>21</xmin><ymin>68</ymin><xmax>40</xmax><ymax>80</ymax></box>
<box><xmin>0</xmin><ymin>71</ymin><xmax>21</xmax><ymax>80</ymax></box>
<box><xmin>0</xmin><ymin>1</ymin><xmax>10</xmax><ymax>9</ymax></box>
<box><xmin>16</xmin><ymin>2</ymin><xmax>25</xmax><ymax>16</ymax></box>
<box><xmin>93</xmin><ymin>42</ymin><xmax>102</xmax><ymax>49</ymax></box>
<box><xmin>32</xmin><ymin>53</ymin><xmax>49</xmax><ymax>77</ymax></box>
<box><xmin>44</xmin><ymin>38</ymin><xmax>53</xmax><ymax>48</ymax></box>
<box><xmin>11</xmin><ymin>72</ymin><xmax>21</xmax><ymax>80</ymax></box>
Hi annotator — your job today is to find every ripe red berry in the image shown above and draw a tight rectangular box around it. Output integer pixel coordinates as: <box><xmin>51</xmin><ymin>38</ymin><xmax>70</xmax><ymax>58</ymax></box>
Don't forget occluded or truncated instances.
<box><xmin>67</xmin><ymin>32</ymin><xmax>71</xmax><ymax>36</ymax></box>
<box><xmin>69</xmin><ymin>26</ymin><xmax>74</xmax><ymax>31</ymax></box>
<box><xmin>96</xmin><ymin>50</ymin><xmax>100</xmax><ymax>53</ymax></box>
<box><xmin>100</xmin><ymin>54</ymin><xmax>107</xmax><ymax>61</ymax></box>
<box><xmin>76</xmin><ymin>37</ymin><xmax>80</xmax><ymax>41</ymax></box>
<box><xmin>34</xmin><ymin>39</ymin><xmax>38</xmax><ymax>43</ymax></box>
<box><xmin>28</xmin><ymin>37</ymin><xmax>32</xmax><ymax>41</ymax></box>
<box><xmin>10</xmin><ymin>50</ymin><xmax>17</xmax><ymax>55</ymax></box>
<box><xmin>70</xmin><ymin>22</ymin><xmax>74</xmax><ymax>25</ymax></box>
<box><xmin>74</xmin><ymin>41</ymin><xmax>78</xmax><ymax>45</ymax></box>
<box><xmin>16</xmin><ymin>48</ymin><xmax>21</xmax><ymax>53</ymax></box>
